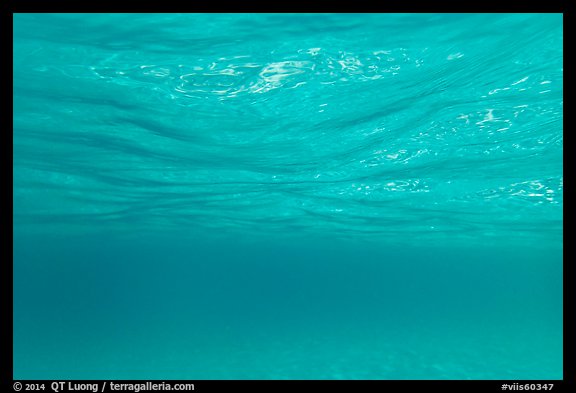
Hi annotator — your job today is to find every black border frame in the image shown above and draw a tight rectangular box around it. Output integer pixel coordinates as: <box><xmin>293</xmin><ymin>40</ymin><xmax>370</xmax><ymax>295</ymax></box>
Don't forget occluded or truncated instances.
<box><xmin>6</xmin><ymin>1</ymin><xmax>570</xmax><ymax>391</ymax></box>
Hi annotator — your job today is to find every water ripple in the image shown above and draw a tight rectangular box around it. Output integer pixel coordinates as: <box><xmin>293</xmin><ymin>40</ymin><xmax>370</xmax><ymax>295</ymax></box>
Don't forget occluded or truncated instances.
<box><xmin>13</xmin><ymin>13</ymin><xmax>562</xmax><ymax>247</ymax></box>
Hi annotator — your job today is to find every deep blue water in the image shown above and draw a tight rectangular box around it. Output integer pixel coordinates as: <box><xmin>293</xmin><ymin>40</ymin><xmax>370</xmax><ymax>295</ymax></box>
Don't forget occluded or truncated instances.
<box><xmin>13</xmin><ymin>13</ymin><xmax>563</xmax><ymax>379</ymax></box>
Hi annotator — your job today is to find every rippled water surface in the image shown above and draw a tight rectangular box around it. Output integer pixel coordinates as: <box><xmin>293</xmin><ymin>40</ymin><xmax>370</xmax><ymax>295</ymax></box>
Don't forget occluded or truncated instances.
<box><xmin>13</xmin><ymin>13</ymin><xmax>563</xmax><ymax>380</ymax></box>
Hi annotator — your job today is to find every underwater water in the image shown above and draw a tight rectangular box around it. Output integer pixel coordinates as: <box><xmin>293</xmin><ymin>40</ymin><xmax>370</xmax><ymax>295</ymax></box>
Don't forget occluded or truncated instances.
<box><xmin>13</xmin><ymin>13</ymin><xmax>563</xmax><ymax>379</ymax></box>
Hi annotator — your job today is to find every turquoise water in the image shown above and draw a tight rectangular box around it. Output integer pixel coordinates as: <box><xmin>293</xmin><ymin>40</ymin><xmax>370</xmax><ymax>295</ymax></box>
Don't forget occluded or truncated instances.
<box><xmin>13</xmin><ymin>13</ymin><xmax>563</xmax><ymax>379</ymax></box>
